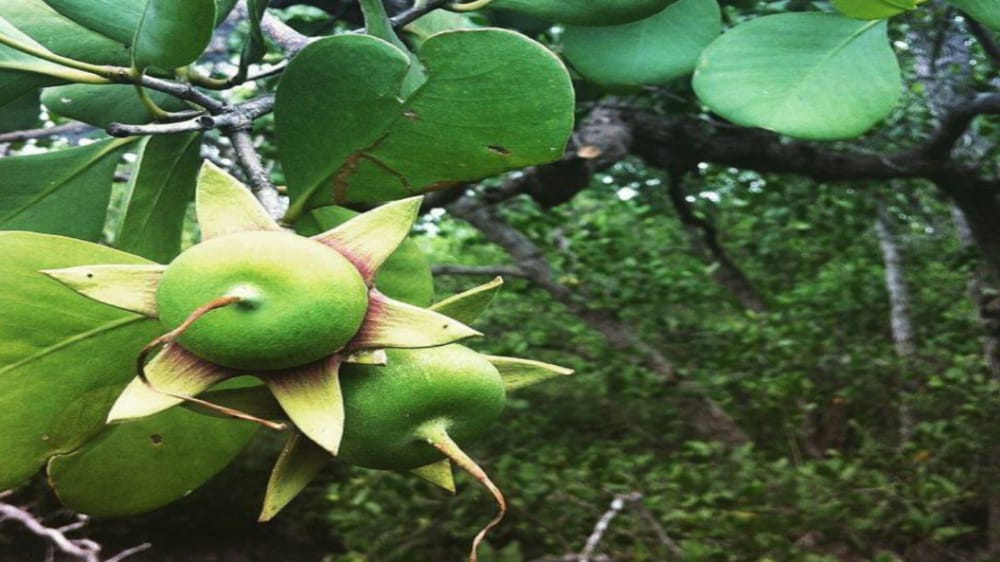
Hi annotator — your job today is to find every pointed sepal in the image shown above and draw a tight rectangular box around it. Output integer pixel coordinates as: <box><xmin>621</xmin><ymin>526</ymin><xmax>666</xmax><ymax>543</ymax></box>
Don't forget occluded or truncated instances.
<box><xmin>311</xmin><ymin>196</ymin><xmax>422</xmax><ymax>283</ymax></box>
<box><xmin>259</xmin><ymin>430</ymin><xmax>331</xmax><ymax>522</ymax></box>
<box><xmin>41</xmin><ymin>264</ymin><xmax>165</xmax><ymax>318</ymax></box>
<box><xmin>196</xmin><ymin>161</ymin><xmax>282</xmax><ymax>239</ymax></box>
<box><xmin>266</xmin><ymin>356</ymin><xmax>345</xmax><ymax>454</ymax></box>
<box><xmin>350</xmin><ymin>290</ymin><xmax>481</xmax><ymax>349</ymax></box>
<box><xmin>107</xmin><ymin>345</ymin><xmax>234</xmax><ymax>422</ymax></box>
<box><xmin>410</xmin><ymin>459</ymin><xmax>456</xmax><ymax>494</ymax></box>
<box><xmin>429</xmin><ymin>277</ymin><xmax>503</xmax><ymax>325</ymax></box>
<box><xmin>484</xmin><ymin>355</ymin><xmax>574</xmax><ymax>391</ymax></box>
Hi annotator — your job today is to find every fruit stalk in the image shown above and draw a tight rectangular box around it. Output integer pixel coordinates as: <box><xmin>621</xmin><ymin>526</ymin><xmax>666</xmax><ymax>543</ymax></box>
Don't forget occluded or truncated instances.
<box><xmin>418</xmin><ymin>422</ymin><xmax>506</xmax><ymax>562</ymax></box>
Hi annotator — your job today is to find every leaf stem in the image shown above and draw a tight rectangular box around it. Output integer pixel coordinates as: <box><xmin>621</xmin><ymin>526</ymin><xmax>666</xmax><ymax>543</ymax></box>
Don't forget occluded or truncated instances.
<box><xmin>0</xmin><ymin>31</ymin><xmax>111</xmax><ymax>81</ymax></box>
<box><xmin>358</xmin><ymin>0</ymin><xmax>407</xmax><ymax>50</ymax></box>
<box><xmin>448</xmin><ymin>0</ymin><xmax>498</xmax><ymax>11</ymax></box>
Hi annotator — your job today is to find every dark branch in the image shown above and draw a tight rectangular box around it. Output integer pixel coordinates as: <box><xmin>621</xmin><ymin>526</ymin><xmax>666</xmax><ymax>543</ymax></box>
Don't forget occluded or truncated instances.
<box><xmin>447</xmin><ymin>197</ymin><xmax>751</xmax><ymax>447</ymax></box>
<box><xmin>226</xmin><ymin>128</ymin><xmax>286</xmax><ymax>221</ymax></box>
<box><xmin>106</xmin><ymin>95</ymin><xmax>275</xmax><ymax>138</ymax></box>
<box><xmin>432</xmin><ymin>264</ymin><xmax>529</xmax><ymax>278</ymax></box>
<box><xmin>666</xmin><ymin>172</ymin><xmax>768</xmax><ymax>312</ymax></box>
<box><xmin>0</xmin><ymin>122</ymin><xmax>96</xmax><ymax>144</ymax></box>
<box><xmin>965</xmin><ymin>14</ymin><xmax>1000</xmax><ymax>67</ymax></box>
<box><xmin>391</xmin><ymin>0</ymin><xmax>450</xmax><ymax>28</ymax></box>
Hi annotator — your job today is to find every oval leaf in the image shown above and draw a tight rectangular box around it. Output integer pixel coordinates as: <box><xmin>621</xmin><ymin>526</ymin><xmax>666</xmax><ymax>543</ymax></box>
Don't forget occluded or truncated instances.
<box><xmin>832</xmin><ymin>0</ymin><xmax>919</xmax><ymax>19</ymax></box>
<box><xmin>0</xmin><ymin>138</ymin><xmax>134</xmax><ymax>239</ymax></box>
<box><xmin>491</xmin><ymin>0</ymin><xmax>676</xmax><ymax>25</ymax></box>
<box><xmin>41</xmin><ymin>0</ymin><xmax>234</xmax><ymax>45</ymax></box>
<box><xmin>0</xmin><ymin>232</ymin><xmax>162</xmax><ymax>491</ymax></box>
<box><xmin>0</xmin><ymin>0</ymin><xmax>130</xmax><ymax>66</ymax></box>
<box><xmin>950</xmin><ymin>0</ymin><xmax>1000</xmax><ymax>30</ymax></box>
<box><xmin>132</xmin><ymin>0</ymin><xmax>216</xmax><ymax>70</ymax></box>
<box><xmin>42</xmin><ymin>83</ymin><xmax>187</xmax><ymax>128</ymax></box>
<box><xmin>563</xmin><ymin>0</ymin><xmax>720</xmax><ymax>88</ymax></box>
<box><xmin>276</xmin><ymin>29</ymin><xmax>574</xmax><ymax>209</ymax></box>
<box><xmin>692</xmin><ymin>13</ymin><xmax>902</xmax><ymax>140</ymax></box>
<box><xmin>116</xmin><ymin>133</ymin><xmax>203</xmax><ymax>263</ymax></box>
<box><xmin>48</xmin><ymin>404</ymin><xmax>256</xmax><ymax>516</ymax></box>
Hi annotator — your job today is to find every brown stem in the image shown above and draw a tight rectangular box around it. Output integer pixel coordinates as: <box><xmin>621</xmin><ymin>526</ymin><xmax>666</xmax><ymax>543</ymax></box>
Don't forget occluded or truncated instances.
<box><xmin>136</xmin><ymin>295</ymin><xmax>286</xmax><ymax>431</ymax></box>
<box><xmin>419</xmin><ymin>423</ymin><xmax>506</xmax><ymax>562</ymax></box>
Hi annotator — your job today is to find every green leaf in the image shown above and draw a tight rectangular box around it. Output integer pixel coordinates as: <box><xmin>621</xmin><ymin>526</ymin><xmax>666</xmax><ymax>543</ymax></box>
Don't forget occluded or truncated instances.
<box><xmin>491</xmin><ymin>0</ymin><xmax>676</xmax><ymax>25</ymax></box>
<box><xmin>0</xmin><ymin>0</ymin><xmax>130</xmax><ymax>66</ymax></box>
<box><xmin>692</xmin><ymin>14</ymin><xmax>901</xmax><ymax>140</ymax></box>
<box><xmin>404</xmin><ymin>9</ymin><xmax>479</xmax><ymax>49</ymax></box>
<box><xmin>42</xmin><ymin>0</ymin><xmax>235</xmax><ymax>45</ymax></box>
<box><xmin>563</xmin><ymin>0</ymin><xmax>720</xmax><ymax>89</ymax></box>
<box><xmin>832</xmin><ymin>0</ymin><xmax>919</xmax><ymax>19</ymax></box>
<box><xmin>132</xmin><ymin>0</ymin><xmax>216</xmax><ymax>70</ymax></box>
<box><xmin>116</xmin><ymin>133</ymin><xmax>202</xmax><ymax>263</ymax></box>
<box><xmin>0</xmin><ymin>232</ymin><xmax>162</xmax><ymax>491</ymax></box>
<box><xmin>42</xmin><ymin>0</ymin><xmax>145</xmax><ymax>45</ymax></box>
<box><xmin>950</xmin><ymin>0</ymin><xmax>1000</xmax><ymax>29</ymax></box>
<box><xmin>0</xmin><ymin>138</ymin><xmax>135</xmax><ymax>239</ymax></box>
<box><xmin>42</xmin><ymin>84</ymin><xmax>188</xmax><ymax>128</ymax></box>
<box><xmin>48</xmin><ymin>403</ymin><xmax>257</xmax><ymax>516</ymax></box>
<box><xmin>0</xmin><ymin>90</ymin><xmax>39</xmax><ymax>133</ymax></box>
<box><xmin>235</xmin><ymin>0</ymin><xmax>270</xmax><ymax>81</ymax></box>
<box><xmin>0</xmin><ymin>15</ymin><xmax>102</xmax><ymax>106</ymax></box>
<box><xmin>276</xmin><ymin>29</ymin><xmax>574</xmax><ymax>208</ymax></box>
<box><xmin>297</xmin><ymin>205</ymin><xmax>435</xmax><ymax>306</ymax></box>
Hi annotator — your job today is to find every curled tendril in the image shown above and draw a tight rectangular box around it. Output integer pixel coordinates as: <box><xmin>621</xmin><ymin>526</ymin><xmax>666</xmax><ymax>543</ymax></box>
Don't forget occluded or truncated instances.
<box><xmin>447</xmin><ymin>0</ymin><xmax>498</xmax><ymax>12</ymax></box>
<box><xmin>135</xmin><ymin>295</ymin><xmax>287</xmax><ymax>431</ymax></box>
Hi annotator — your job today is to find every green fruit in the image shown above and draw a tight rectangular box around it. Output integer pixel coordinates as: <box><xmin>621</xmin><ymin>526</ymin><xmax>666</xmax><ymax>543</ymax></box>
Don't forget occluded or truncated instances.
<box><xmin>337</xmin><ymin>345</ymin><xmax>506</xmax><ymax>470</ymax></box>
<box><xmin>156</xmin><ymin>231</ymin><xmax>368</xmax><ymax>370</ymax></box>
<box><xmin>491</xmin><ymin>0</ymin><xmax>675</xmax><ymax>25</ymax></box>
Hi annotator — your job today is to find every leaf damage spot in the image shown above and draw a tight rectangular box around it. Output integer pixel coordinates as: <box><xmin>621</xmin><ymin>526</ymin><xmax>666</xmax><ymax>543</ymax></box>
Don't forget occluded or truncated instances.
<box><xmin>150</xmin><ymin>434</ymin><xmax>163</xmax><ymax>446</ymax></box>
<box><xmin>487</xmin><ymin>145</ymin><xmax>512</xmax><ymax>156</ymax></box>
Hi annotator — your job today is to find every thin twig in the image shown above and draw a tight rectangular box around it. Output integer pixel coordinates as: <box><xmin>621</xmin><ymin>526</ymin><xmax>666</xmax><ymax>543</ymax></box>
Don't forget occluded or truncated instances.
<box><xmin>392</xmin><ymin>0</ymin><xmax>450</xmax><ymax>28</ymax></box>
<box><xmin>964</xmin><ymin>13</ymin><xmax>1000</xmax><ymax>67</ymax></box>
<box><xmin>105</xmin><ymin>542</ymin><xmax>153</xmax><ymax>562</ymax></box>
<box><xmin>225</xmin><ymin>128</ymin><xmax>286</xmax><ymax>220</ymax></box>
<box><xmin>579</xmin><ymin>493</ymin><xmax>640</xmax><ymax>562</ymax></box>
<box><xmin>0</xmin><ymin>503</ymin><xmax>99</xmax><ymax>562</ymax></box>
<box><xmin>107</xmin><ymin>95</ymin><xmax>275</xmax><ymax>138</ymax></box>
<box><xmin>431</xmin><ymin>264</ymin><xmax>529</xmax><ymax>278</ymax></box>
<box><xmin>0</xmin><ymin>122</ymin><xmax>97</xmax><ymax>144</ymax></box>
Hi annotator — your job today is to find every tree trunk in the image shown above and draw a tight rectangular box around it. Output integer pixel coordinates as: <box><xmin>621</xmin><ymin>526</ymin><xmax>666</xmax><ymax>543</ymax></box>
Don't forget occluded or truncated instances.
<box><xmin>874</xmin><ymin>200</ymin><xmax>917</xmax><ymax>444</ymax></box>
<box><xmin>950</xmin><ymin>204</ymin><xmax>1000</xmax><ymax>558</ymax></box>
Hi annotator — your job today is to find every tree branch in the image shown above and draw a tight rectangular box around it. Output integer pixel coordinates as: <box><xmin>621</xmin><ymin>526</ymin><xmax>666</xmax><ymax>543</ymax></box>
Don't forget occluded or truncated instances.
<box><xmin>0</xmin><ymin>500</ymin><xmax>150</xmax><ymax>562</ymax></box>
<box><xmin>226</xmin><ymin>128</ymin><xmax>286</xmax><ymax>221</ymax></box>
<box><xmin>0</xmin><ymin>122</ymin><xmax>96</xmax><ymax>144</ymax></box>
<box><xmin>432</xmin><ymin>264</ymin><xmax>529</xmax><ymax>277</ymax></box>
<box><xmin>106</xmin><ymin>95</ymin><xmax>275</xmax><ymax>138</ymax></box>
<box><xmin>666</xmin><ymin>172</ymin><xmax>768</xmax><ymax>312</ymax></box>
<box><xmin>964</xmin><ymin>14</ymin><xmax>1000</xmax><ymax>67</ymax></box>
<box><xmin>391</xmin><ymin>0</ymin><xmax>451</xmax><ymax>28</ymax></box>
<box><xmin>447</xmin><ymin>198</ymin><xmax>751</xmax><ymax>447</ymax></box>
